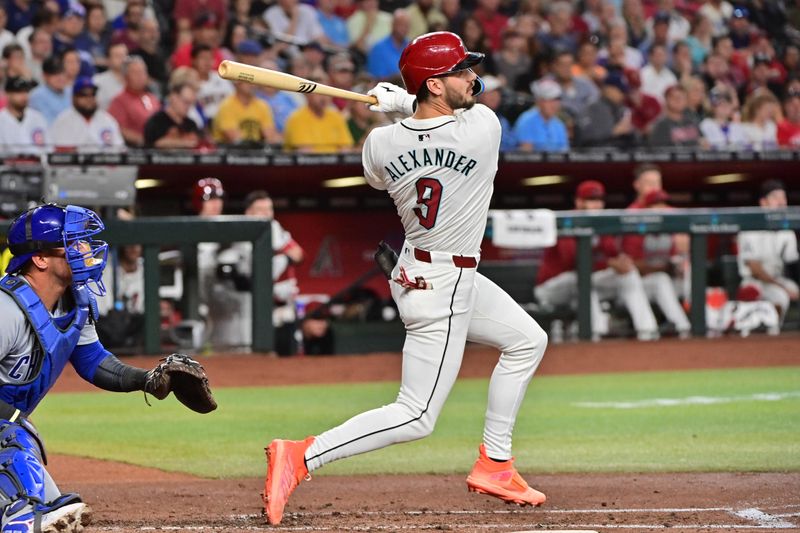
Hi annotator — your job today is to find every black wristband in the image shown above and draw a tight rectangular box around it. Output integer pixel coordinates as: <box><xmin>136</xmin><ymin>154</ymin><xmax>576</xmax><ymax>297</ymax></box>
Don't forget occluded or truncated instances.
<box><xmin>93</xmin><ymin>355</ymin><xmax>148</xmax><ymax>392</ymax></box>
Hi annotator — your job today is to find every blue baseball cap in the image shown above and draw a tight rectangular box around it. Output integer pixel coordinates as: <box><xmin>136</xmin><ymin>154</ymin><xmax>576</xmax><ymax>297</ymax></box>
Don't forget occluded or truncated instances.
<box><xmin>237</xmin><ymin>39</ymin><xmax>263</xmax><ymax>56</ymax></box>
<box><xmin>73</xmin><ymin>76</ymin><xmax>97</xmax><ymax>94</ymax></box>
<box><xmin>64</xmin><ymin>0</ymin><xmax>86</xmax><ymax>18</ymax></box>
<box><xmin>603</xmin><ymin>70</ymin><xmax>629</xmax><ymax>93</ymax></box>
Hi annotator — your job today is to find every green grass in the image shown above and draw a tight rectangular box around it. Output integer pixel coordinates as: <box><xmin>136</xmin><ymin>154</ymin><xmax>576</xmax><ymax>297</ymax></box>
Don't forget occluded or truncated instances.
<box><xmin>35</xmin><ymin>367</ymin><xmax>800</xmax><ymax>478</ymax></box>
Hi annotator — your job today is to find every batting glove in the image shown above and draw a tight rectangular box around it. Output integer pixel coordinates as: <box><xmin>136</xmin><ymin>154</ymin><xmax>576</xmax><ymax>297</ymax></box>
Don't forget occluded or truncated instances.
<box><xmin>367</xmin><ymin>82</ymin><xmax>416</xmax><ymax>115</ymax></box>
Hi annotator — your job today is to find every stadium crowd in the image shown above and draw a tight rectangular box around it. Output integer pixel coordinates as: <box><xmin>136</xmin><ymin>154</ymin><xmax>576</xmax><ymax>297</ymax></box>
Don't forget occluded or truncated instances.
<box><xmin>0</xmin><ymin>0</ymin><xmax>797</xmax><ymax>152</ymax></box>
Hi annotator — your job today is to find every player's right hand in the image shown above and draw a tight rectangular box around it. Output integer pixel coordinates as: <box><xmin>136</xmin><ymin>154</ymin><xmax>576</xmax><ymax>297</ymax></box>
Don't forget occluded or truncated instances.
<box><xmin>367</xmin><ymin>82</ymin><xmax>416</xmax><ymax>115</ymax></box>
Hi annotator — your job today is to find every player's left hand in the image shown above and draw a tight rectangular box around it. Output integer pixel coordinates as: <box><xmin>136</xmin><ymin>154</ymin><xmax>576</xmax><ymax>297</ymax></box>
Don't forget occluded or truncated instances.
<box><xmin>367</xmin><ymin>82</ymin><xmax>416</xmax><ymax>115</ymax></box>
<box><xmin>144</xmin><ymin>354</ymin><xmax>217</xmax><ymax>414</ymax></box>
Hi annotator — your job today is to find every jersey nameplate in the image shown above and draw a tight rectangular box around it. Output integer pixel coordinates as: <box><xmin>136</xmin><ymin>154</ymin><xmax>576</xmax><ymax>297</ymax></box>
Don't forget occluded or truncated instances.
<box><xmin>384</xmin><ymin>148</ymin><xmax>478</xmax><ymax>182</ymax></box>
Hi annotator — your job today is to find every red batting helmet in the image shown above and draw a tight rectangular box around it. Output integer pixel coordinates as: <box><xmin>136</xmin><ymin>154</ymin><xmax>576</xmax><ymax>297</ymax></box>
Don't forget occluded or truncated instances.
<box><xmin>192</xmin><ymin>177</ymin><xmax>224</xmax><ymax>213</ymax></box>
<box><xmin>399</xmin><ymin>32</ymin><xmax>485</xmax><ymax>95</ymax></box>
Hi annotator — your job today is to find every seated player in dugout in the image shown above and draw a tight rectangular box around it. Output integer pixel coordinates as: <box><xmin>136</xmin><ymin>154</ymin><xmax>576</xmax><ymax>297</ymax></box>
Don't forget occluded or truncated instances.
<box><xmin>263</xmin><ymin>31</ymin><xmax>549</xmax><ymax>525</ymax></box>
<box><xmin>0</xmin><ymin>203</ymin><xmax>216</xmax><ymax>533</ymax></box>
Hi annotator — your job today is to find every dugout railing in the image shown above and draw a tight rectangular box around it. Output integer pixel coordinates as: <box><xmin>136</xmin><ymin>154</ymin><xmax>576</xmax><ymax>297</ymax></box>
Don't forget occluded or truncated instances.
<box><xmin>1</xmin><ymin>209</ymin><xmax>799</xmax><ymax>352</ymax></box>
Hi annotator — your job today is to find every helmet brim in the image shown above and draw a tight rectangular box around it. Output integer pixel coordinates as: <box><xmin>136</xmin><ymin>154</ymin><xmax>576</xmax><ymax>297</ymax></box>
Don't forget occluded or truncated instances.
<box><xmin>452</xmin><ymin>52</ymin><xmax>485</xmax><ymax>72</ymax></box>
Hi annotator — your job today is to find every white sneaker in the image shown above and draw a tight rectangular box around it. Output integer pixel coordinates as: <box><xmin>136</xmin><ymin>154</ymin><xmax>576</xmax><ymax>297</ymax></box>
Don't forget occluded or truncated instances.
<box><xmin>41</xmin><ymin>503</ymin><xmax>92</xmax><ymax>532</ymax></box>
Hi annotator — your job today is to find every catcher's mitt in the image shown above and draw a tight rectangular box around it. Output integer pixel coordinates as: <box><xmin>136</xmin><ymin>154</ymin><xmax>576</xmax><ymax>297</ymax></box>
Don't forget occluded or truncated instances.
<box><xmin>144</xmin><ymin>354</ymin><xmax>217</xmax><ymax>414</ymax></box>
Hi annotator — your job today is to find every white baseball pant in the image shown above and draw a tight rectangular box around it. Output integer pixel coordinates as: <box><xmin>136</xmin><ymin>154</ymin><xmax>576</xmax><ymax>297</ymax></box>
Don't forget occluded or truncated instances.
<box><xmin>740</xmin><ymin>276</ymin><xmax>799</xmax><ymax>323</ymax></box>
<box><xmin>535</xmin><ymin>268</ymin><xmax>659</xmax><ymax>337</ymax></box>
<box><xmin>642</xmin><ymin>272</ymin><xmax>691</xmax><ymax>333</ymax></box>
<box><xmin>304</xmin><ymin>242</ymin><xmax>547</xmax><ymax>471</ymax></box>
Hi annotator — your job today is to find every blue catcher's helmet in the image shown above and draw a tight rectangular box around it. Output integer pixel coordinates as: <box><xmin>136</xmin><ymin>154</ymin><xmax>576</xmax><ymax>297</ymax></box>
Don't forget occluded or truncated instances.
<box><xmin>6</xmin><ymin>204</ymin><xmax>108</xmax><ymax>295</ymax></box>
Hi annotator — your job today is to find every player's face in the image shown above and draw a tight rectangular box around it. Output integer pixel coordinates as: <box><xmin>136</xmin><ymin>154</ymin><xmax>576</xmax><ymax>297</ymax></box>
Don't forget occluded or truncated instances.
<box><xmin>761</xmin><ymin>190</ymin><xmax>787</xmax><ymax>209</ymax></box>
<box><xmin>200</xmin><ymin>197</ymin><xmax>224</xmax><ymax>217</ymax></box>
<box><xmin>634</xmin><ymin>171</ymin><xmax>662</xmax><ymax>199</ymax></box>
<box><xmin>440</xmin><ymin>69</ymin><xmax>477</xmax><ymax>110</ymax></box>
<box><xmin>246</xmin><ymin>198</ymin><xmax>274</xmax><ymax>219</ymax></box>
<box><xmin>6</xmin><ymin>91</ymin><xmax>29</xmax><ymax>112</ymax></box>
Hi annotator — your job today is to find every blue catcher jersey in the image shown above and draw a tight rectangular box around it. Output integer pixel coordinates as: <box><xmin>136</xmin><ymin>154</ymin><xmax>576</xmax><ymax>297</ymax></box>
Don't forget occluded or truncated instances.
<box><xmin>0</xmin><ymin>275</ymin><xmax>97</xmax><ymax>415</ymax></box>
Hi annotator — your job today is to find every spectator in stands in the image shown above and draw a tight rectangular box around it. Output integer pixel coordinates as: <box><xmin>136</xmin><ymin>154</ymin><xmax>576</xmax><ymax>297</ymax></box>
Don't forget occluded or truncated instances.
<box><xmin>575</xmin><ymin>69</ymin><xmax>634</xmax><ymax>148</ymax></box>
<box><xmin>4</xmin><ymin>0</ymin><xmax>34</xmax><ymax>34</ymax></box>
<box><xmin>728</xmin><ymin>6</ymin><xmax>754</xmax><ymax>49</ymax></box>
<box><xmin>194</xmin><ymin>43</ymin><xmax>233</xmax><ymax>125</ymax></box>
<box><xmin>317</xmin><ymin>0</ymin><xmax>349</xmax><ymax>47</ymax></box>
<box><xmin>264</xmin><ymin>0</ymin><xmax>325</xmax><ymax>46</ymax></box>
<box><xmin>623</xmin><ymin>166</ymin><xmax>691</xmax><ymax>336</ymax></box>
<box><xmin>0</xmin><ymin>77</ymin><xmax>49</xmax><ymax>153</ymax></box>
<box><xmin>741</xmin><ymin>92</ymin><xmax>779</xmax><ymax>150</ymax></box>
<box><xmin>93</xmin><ymin>41</ymin><xmax>127</xmax><ymax>110</ymax></box>
<box><xmin>29</xmin><ymin>56</ymin><xmax>72</xmax><ymax>124</ymax></box>
<box><xmin>621</xmin><ymin>0</ymin><xmax>648</xmax><ymax>49</ymax></box>
<box><xmin>640</xmin><ymin>44</ymin><xmax>677</xmax><ymax>103</ymax></box>
<box><xmin>25</xmin><ymin>28</ymin><xmax>53</xmax><ymax>83</ymax></box>
<box><xmin>777</xmin><ymin>88</ymin><xmax>800</xmax><ymax>148</ymax></box>
<box><xmin>283</xmin><ymin>74</ymin><xmax>354</xmax><ymax>152</ymax></box>
<box><xmin>492</xmin><ymin>29</ymin><xmax>532</xmax><ymax>91</ymax></box>
<box><xmin>746</xmin><ymin>53</ymin><xmax>784</xmax><ymax>97</ymax></box>
<box><xmin>699</xmin><ymin>85</ymin><xmax>748</xmax><ymax>149</ymax></box>
<box><xmin>536</xmin><ymin>1</ymin><xmax>577</xmax><ymax>56</ymax></box>
<box><xmin>671</xmin><ymin>41</ymin><xmax>695</xmax><ymax>85</ymax></box>
<box><xmin>737</xmin><ymin>180</ymin><xmax>799</xmax><ymax>326</ymax></box>
<box><xmin>175</xmin><ymin>0</ymin><xmax>227</xmax><ymax>48</ymax></box>
<box><xmin>472</xmin><ymin>0</ymin><xmax>509</xmax><ymax>52</ymax></box>
<box><xmin>346</xmin><ymin>83</ymin><xmax>387</xmax><ymax>146</ymax></box>
<box><xmin>698</xmin><ymin>0</ymin><xmax>734</xmax><ymax>37</ymax></box>
<box><xmin>514</xmin><ymin>79</ymin><xmax>568</xmax><ymax>152</ymax></box>
<box><xmin>459</xmin><ymin>16</ymin><xmax>496</xmax><ymax>75</ymax></box>
<box><xmin>257</xmin><ymin>58</ymin><xmax>299</xmax><ymax>134</ymax></box>
<box><xmin>108</xmin><ymin>56</ymin><xmax>160</xmax><ymax>146</ymax></box>
<box><xmin>639</xmin><ymin>10</ymin><xmax>673</xmax><ymax>58</ymax></box>
<box><xmin>683</xmin><ymin>75</ymin><xmax>707</xmax><ymax>122</ymax></box>
<box><xmin>132</xmin><ymin>17</ymin><xmax>168</xmax><ymax>87</ymax></box>
<box><xmin>406</xmin><ymin>0</ymin><xmax>447</xmax><ymax>39</ymax></box>
<box><xmin>75</xmin><ymin>3</ymin><xmax>111</xmax><ymax>68</ymax></box>
<box><xmin>3</xmin><ymin>43</ymin><xmax>31</xmax><ymax>79</ymax></box>
<box><xmin>441</xmin><ymin>0</ymin><xmax>466</xmax><ymax>36</ymax></box>
<box><xmin>50</xmin><ymin>76</ymin><xmax>124</xmax><ymax>150</ymax></box>
<box><xmin>476</xmin><ymin>75</ymin><xmax>517</xmax><ymax>152</ymax></box>
<box><xmin>327</xmin><ymin>52</ymin><xmax>356</xmax><ymax>111</ymax></box>
<box><xmin>647</xmin><ymin>0</ymin><xmax>689</xmax><ymax>42</ymax></box>
<box><xmin>366</xmin><ymin>9</ymin><xmax>409</xmax><ymax>80</ymax></box>
<box><xmin>172</xmin><ymin>12</ymin><xmax>224</xmax><ymax>69</ymax></box>
<box><xmin>16</xmin><ymin>8</ymin><xmax>57</xmax><ymax>61</ymax></box>
<box><xmin>573</xmin><ymin>40</ymin><xmax>606</xmax><ymax>86</ymax></box>
<box><xmin>0</xmin><ymin>5</ymin><xmax>14</xmax><ymax>54</ymax></box>
<box><xmin>649</xmin><ymin>84</ymin><xmax>701</xmax><ymax>147</ymax></box>
<box><xmin>547</xmin><ymin>50</ymin><xmax>599</xmax><ymax>121</ymax></box>
<box><xmin>783</xmin><ymin>46</ymin><xmax>800</xmax><ymax>81</ymax></box>
<box><xmin>626</xmin><ymin>69</ymin><xmax>662</xmax><ymax>135</ymax></box>
<box><xmin>213</xmin><ymin>78</ymin><xmax>280</xmax><ymax>145</ymax></box>
<box><xmin>61</xmin><ymin>46</ymin><xmax>87</xmax><ymax>85</ymax></box>
<box><xmin>347</xmin><ymin>0</ymin><xmax>392</xmax><ymax>55</ymax></box>
<box><xmin>535</xmin><ymin>180</ymin><xmax>659</xmax><ymax>341</ymax></box>
<box><xmin>109</xmin><ymin>0</ymin><xmax>144</xmax><ymax>51</ymax></box>
<box><xmin>144</xmin><ymin>82</ymin><xmax>203</xmax><ymax>148</ymax></box>
<box><xmin>52</xmin><ymin>1</ymin><xmax>85</xmax><ymax>56</ymax></box>
<box><xmin>599</xmin><ymin>21</ymin><xmax>644</xmax><ymax>70</ymax></box>
<box><xmin>686</xmin><ymin>13</ymin><xmax>713</xmax><ymax>68</ymax></box>
<box><xmin>709</xmin><ymin>35</ymin><xmax>748</xmax><ymax>89</ymax></box>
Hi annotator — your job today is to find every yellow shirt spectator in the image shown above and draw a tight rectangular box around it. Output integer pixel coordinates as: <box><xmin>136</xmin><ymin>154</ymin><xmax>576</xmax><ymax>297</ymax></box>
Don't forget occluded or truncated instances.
<box><xmin>283</xmin><ymin>105</ymin><xmax>355</xmax><ymax>153</ymax></box>
<box><xmin>0</xmin><ymin>248</ymin><xmax>11</xmax><ymax>275</ymax></box>
<box><xmin>213</xmin><ymin>92</ymin><xmax>277</xmax><ymax>144</ymax></box>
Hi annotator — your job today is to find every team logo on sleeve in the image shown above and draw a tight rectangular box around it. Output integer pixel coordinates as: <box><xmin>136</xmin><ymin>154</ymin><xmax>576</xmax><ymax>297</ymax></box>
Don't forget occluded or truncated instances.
<box><xmin>32</xmin><ymin>129</ymin><xmax>45</xmax><ymax>146</ymax></box>
<box><xmin>101</xmin><ymin>129</ymin><xmax>113</xmax><ymax>146</ymax></box>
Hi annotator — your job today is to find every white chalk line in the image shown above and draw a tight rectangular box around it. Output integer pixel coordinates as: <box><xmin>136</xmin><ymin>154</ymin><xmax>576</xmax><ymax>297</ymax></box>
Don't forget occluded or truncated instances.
<box><xmin>93</xmin><ymin>524</ymin><xmax>798</xmax><ymax>531</ymax></box>
<box><xmin>574</xmin><ymin>391</ymin><xmax>800</xmax><ymax>409</ymax></box>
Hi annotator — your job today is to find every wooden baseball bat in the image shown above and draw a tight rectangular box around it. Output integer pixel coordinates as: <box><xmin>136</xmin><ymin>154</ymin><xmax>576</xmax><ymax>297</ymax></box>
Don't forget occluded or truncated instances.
<box><xmin>218</xmin><ymin>60</ymin><xmax>378</xmax><ymax>105</ymax></box>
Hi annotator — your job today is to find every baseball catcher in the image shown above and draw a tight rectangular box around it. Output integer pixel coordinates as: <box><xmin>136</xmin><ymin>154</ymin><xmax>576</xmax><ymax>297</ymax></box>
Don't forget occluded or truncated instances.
<box><xmin>0</xmin><ymin>203</ymin><xmax>216</xmax><ymax>533</ymax></box>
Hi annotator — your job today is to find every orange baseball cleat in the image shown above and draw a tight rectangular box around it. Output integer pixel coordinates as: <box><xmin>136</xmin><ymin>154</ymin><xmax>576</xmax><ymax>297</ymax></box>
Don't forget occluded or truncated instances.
<box><xmin>466</xmin><ymin>444</ymin><xmax>546</xmax><ymax>506</ymax></box>
<box><xmin>264</xmin><ymin>436</ymin><xmax>315</xmax><ymax>525</ymax></box>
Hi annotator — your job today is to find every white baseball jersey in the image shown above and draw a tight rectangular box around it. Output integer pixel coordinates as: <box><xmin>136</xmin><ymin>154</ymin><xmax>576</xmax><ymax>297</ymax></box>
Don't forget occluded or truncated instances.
<box><xmin>197</xmin><ymin>75</ymin><xmax>234</xmax><ymax>121</ymax></box>
<box><xmin>737</xmin><ymin>230</ymin><xmax>799</xmax><ymax>278</ymax></box>
<box><xmin>363</xmin><ymin>104</ymin><xmax>501</xmax><ymax>256</ymax></box>
<box><xmin>50</xmin><ymin>108</ymin><xmax>125</xmax><ymax>150</ymax></box>
<box><xmin>0</xmin><ymin>107</ymin><xmax>49</xmax><ymax>153</ymax></box>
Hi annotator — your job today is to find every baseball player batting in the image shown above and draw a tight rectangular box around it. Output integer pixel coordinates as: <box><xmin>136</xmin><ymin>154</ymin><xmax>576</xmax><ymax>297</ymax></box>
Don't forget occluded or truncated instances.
<box><xmin>0</xmin><ymin>204</ymin><xmax>216</xmax><ymax>533</ymax></box>
<box><xmin>264</xmin><ymin>31</ymin><xmax>549</xmax><ymax>525</ymax></box>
